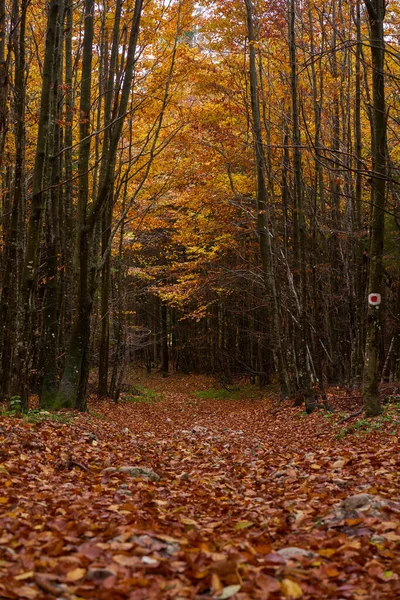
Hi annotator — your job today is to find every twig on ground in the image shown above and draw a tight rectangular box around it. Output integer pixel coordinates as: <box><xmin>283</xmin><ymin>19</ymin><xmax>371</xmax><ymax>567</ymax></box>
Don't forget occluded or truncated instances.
<box><xmin>35</xmin><ymin>575</ymin><xmax>64</xmax><ymax>595</ymax></box>
<box><xmin>338</xmin><ymin>406</ymin><xmax>364</xmax><ymax>424</ymax></box>
<box><xmin>70</xmin><ymin>460</ymin><xmax>90</xmax><ymax>472</ymax></box>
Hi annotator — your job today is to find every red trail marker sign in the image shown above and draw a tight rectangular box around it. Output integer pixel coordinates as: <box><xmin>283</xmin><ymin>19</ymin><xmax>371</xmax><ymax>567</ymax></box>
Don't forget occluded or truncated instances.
<box><xmin>368</xmin><ymin>293</ymin><xmax>381</xmax><ymax>306</ymax></box>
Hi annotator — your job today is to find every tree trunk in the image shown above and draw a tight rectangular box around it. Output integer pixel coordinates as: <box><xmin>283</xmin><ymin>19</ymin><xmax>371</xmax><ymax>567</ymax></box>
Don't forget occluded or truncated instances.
<box><xmin>362</xmin><ymin>0</ymin><xmax>386</xmax><ymax>417</ymax></box>
<box><xmin>98</xmin><ymin>0</ymin><xmax>123</xmax><ymax>397</ymax></box>
<box><xmin>0</xmin><ymin>0</ymin><xmax>26</xmax><ymax>400</ymax></box>
<box><xmin>61</xmin><ymin>1</ymin><xmax>74</xmax><ymax>357</ymax></box>
<box><xmin>289</xmin><ymin>0</ymin><xmax>315</xmax><ymax>411</ymax></box>
<box><xmin>0</xmin><ymin>0</ymin><xmax>8</xmax><ymax>165</ymax></box>
<box><xmin>161</xmin><ymin>301</ymin><xmax>169</xmax><ymax>376</ymax></box>
<box><xmin>351</xmin><ymin>0</ymin><xmax>365</xmax><ymax>385</ymax></box>
<box><xmin>40</xmin><ymin>4</ymin><xmax>65</xmax><ymax>407</ymax></box>
<box><xmin>12</xmin><ymin>0</ymin><xmax>63</xmax><ymax>409</ymax></box>
<box><xmin>56</xmin><ymin>0</ymin><xmax>94</xmax><ymax>409</ymax></box>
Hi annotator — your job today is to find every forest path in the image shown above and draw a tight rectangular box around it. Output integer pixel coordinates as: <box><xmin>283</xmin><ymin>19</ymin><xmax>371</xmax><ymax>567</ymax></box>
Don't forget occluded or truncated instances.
<box><xmin>1</xmin><ymin>374</ymin><xmax>400</xmax><ymax>598</ymax></box>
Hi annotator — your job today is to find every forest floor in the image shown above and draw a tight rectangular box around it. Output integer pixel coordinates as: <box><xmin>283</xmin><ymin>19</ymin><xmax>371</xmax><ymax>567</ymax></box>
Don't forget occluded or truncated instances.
<box><xmin>1</xmin><ymin>373</ymin><xmax>400</xmax><ymax>599</ymax></box>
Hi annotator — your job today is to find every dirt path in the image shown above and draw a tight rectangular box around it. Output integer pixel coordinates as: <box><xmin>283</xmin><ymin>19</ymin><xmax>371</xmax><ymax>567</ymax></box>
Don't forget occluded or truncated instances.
<box><xmin>1</xmin><ymin>374</ymin><xmax>400</xmax><ymax>598</ymax></box>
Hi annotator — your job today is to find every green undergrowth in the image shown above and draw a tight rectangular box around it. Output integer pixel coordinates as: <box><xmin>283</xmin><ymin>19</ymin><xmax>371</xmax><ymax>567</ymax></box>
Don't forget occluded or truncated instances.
<box><xmin>194</xmin><ymin>385</ymin><xmax>260</xmax><ymax>401</ymax></box>
<box><xmin>335</xmin><ymin>401</ymin><xmax>400</xmax><ymax>439</ymax></box>
<box><xmin>88</xmin><ymin>410</ymin><xmax>106</xmax><ymax>420</ymax></box>
<box><xmin>119</xmin><ymin>385</ymin><xmax>162</xmax><ymax>404</ymax></box>
<box><xmin>0</xmin><ymin>396</ymin><xmax>73</xmax><ymax>424</ymax></box>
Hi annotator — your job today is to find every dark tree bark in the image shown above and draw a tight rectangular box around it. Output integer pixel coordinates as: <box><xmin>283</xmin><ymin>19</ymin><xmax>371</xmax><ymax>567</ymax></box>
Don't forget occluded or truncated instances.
<box><xmin>61</xmin><ymin>1</ymin><xmax>74</xmax><ymax>354</ymax></box>
<box><xmin>98</xmin><ymin>0</ymin><xmax>123</xmax><ymax>397</ymax></box>
<box><xmin>0</xmin><ymin>0</ymin><xmax>8</xmax><ymax>164</ymax></box>
<box><xmin>40</xmin><ymin>5</ymin><xmax>65</xmax><ymax>407</ymax></box>
<box><xmin>392</xmin><ymin>254</ymin><xmax>400</xmax><ymax>381</ymax></box>
<box><xmin>362</xmin><ymin>0</ymin><xmax>386</xmax><ymax>417</ymax></box>
<box><xmin>12</xmin><ymin>0</ymin><xmax>63</xmax><ymax>409</ymax></box>
<box><xmin>56</xmin><ymin>0</ymin><xmax>95</xmax><ymax>409</ymax></box>
<box><xmin>289</xmin><ymin>0</ymin><xmax>315</xmax><ymax>411</ymax></box>
<box><xmin>161</xmin><ymin>301</ymin><xmax>169</xmax><ymax>376</ymax></box>
<box><xmin>0</xmin><ymin>0</ymin><xmax>26</xmax><ymax>400</ymax></box>
<box><xmin>351</xmin><ymin>0</ymin><xmax>365</xmax><ymax>385</ymax></box>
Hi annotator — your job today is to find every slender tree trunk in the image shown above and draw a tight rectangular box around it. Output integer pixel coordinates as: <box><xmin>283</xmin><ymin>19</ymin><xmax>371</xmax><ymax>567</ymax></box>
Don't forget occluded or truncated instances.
<box><xmin>109</xmin><ymin>219</ymin><xmax>126</xmax><ymax>400</ymax></box>
<box><xmin>391</xmin><ymin>255</ymin><xmax>400</xmax><ymax>381</ymax></box>
<box><xmin>98</xmin><ymin>0</ymin><xmax>123</xmax><ymax>396</ymax></box>
<box><xmin>328</xmin><ymin>0</ymin><xmax>343</xmax><ymax>382</ymax></box>
<box><xmin>61</xmin><ymin>1</ymin><xmax>74</xmax><ymax>355</ymax></box>
<box><xmin>351</xmin><ymin>0</ymin><xmax>365</xmax><ymax>385</ymax></box>
<box><xmin>40</xmin><ymin>6</ymin><xmax>65</xmax><ymax>407</ymax></box>
<box><xmin>0</xmin><ymin>0</ymin><xmax>26</xmax><ymax>399</ymax></box>
<box><xmin>307</xmin><ymin>0</ymin><xmax>326</xmax><ymax>389</ymax></box>
<box><xmin>0</xmin><ymin>0</ymin><xmax>8</xmax><ymax>165</ymax></box>
<box><xmin>289</xmin><ymin>0</ymin><xmax>315</xmax><ymax>411</ymax></box>
<box><xmin>56</xmin><ymin>0</ymin><xmax>94</xmax><ymax>409</ymax></box>
<box><xmin>362</xmin><ymin>0</ymin><xmax>386</xmax><ymax>417</ymax></box>
<box><xmin>161</xmin><ymin>301</ymin><xmax>169</xmax><ymax>376</ymax></box>
<box><xmin>98</xmin><ymin>203</ymin><xmax>112</xmax><ymax>396</ymax></box>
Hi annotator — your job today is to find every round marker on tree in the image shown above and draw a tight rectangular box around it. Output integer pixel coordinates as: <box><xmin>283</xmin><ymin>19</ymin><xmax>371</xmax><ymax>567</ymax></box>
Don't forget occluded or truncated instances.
<box><xmin>368</xmin><ymin>293</ymin><xmax>381</xmax><ymax>306</ymax></box>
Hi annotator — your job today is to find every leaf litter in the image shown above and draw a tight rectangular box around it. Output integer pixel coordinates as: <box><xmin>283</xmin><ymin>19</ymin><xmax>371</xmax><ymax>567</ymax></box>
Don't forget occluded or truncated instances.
<box><xmin>0</xmin><ymin>373</ymin><xmax>400</xmax><ymax>599</ymax></box>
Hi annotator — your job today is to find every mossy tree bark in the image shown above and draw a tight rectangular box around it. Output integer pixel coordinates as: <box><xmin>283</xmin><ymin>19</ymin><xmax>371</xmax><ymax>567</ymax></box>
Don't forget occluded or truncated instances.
<box><xmin>56</xmin><ymin>0</ymin><xmax>94</xmax><ymax>410</ymax></box>
<box><xmin>0</xmin><ymin>0</ymin><xmax>26</xmax><ymax>400</ymax></box>
<box><xmin>12</xmin><ymin>0</ymin><xmax>63</xmax><ymax>409</ymax></box>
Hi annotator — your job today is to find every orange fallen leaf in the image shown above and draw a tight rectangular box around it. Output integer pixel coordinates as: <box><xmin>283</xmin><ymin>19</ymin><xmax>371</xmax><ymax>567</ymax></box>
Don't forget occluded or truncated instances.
<box><xmin>113</xmin><ymin>555</ymin><xmax>142</xmax><ymax>567</ymax></box>
<box><xmin>66</xmin><ymin>567</ymin><xmax>86</xmax><ymax>582</ymax></box>
<box><xmin>13</xmin><ymin>586</ymin><xmax>38</xmax><ymax>599</ymax></box>
<box><xmin>234</xmin><ymin>520</ymin><xmax>254</xmax><ymax>530</ymax></box>
<box><xmin>281</xmin><ymin>579</ymin><xmax>303</xmax><ymax>600</ymax></box>
<box><xmin>318</xmin><ymin>548</ymin><xmax>336</xmax><ymax>558</ymax></box>
<box><xmin>15</xmin><ymin>572</ymin><xmax>35</xmax><ymax>581</ymax></box>
<box><xmin>345</xmin><ymin>518</ymin><xmax>363</xmax><ymax>526</ymax></box>
<box><xmin>211</xmin><ymin>572</ymin><xmax>223</xmax><ymax>594</ymax></box>
<box><xmin>281</xmin><ymin>578</ymin><xmax>303</xmax><ymax>598</ymax></box>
